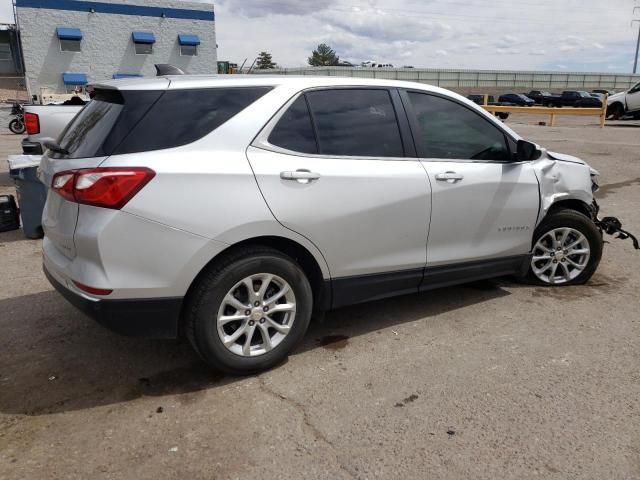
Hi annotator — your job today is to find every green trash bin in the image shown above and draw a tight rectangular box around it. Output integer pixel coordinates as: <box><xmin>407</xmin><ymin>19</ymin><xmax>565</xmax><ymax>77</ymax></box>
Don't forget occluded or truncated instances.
<box><xmin>8</xmin><ymin>155</ymin><xmax>46</xmax><ymax>239</ymax></box>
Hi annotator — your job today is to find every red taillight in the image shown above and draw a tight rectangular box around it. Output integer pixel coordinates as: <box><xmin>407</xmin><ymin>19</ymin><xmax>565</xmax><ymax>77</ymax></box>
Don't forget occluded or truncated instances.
<box><xmin>24</xmin><ymin>112</ymin><xmax>40</xmax><ymax>135</ymax></box>
<box><xmin>72</xmin><ymin>280</ymin><xmax>112</xmax><ymax>296</ymax></box>
<box><xmin>51</xmin><ymin>167</ymin><xmax>155</xmax><ymax>210</ymax></box>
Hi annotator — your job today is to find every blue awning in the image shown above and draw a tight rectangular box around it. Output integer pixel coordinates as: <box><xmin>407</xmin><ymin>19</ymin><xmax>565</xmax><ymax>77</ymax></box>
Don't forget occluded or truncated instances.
<box><xmin>56</xmin><ymin>27</ymin><xmax>82</xmax><ymax>41</ymax></box>
<box><xmin>131</xmin><ymin>31</ymin><xmax>156</xmax><ymax>44</ymax></box>
<box><xmin>62</xmin><ymin>73</ymin><xmax>88</xmax><ymax>85</ymax></box>
<box><xmin>112</xmin><ymin>73</ymin><xmax>144</xmax><ymax>79</ymax></box>
<box><xmin>178</xmin><ymin>34</ymin><xmax>200</xmax><ymax>46</ymax></box>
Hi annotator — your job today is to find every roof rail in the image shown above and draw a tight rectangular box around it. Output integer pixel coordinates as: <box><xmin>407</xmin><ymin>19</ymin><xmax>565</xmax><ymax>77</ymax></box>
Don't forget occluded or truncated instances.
<box><xmin>154</xmin><ymin>64</ymin><xmax>186</xmax><ymax>76</ymax></box>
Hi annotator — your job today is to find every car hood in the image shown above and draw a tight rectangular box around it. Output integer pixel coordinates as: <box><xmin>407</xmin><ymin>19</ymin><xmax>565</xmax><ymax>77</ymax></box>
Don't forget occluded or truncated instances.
<box><xmin>546</xmin><ymin>150</ymin><xmax>586</xmax><ymax>165</ymax></box>
<box><xmin>607</xmin><ymin>91</ymin><xmax>625</xmax><ymax>104</ymax></box>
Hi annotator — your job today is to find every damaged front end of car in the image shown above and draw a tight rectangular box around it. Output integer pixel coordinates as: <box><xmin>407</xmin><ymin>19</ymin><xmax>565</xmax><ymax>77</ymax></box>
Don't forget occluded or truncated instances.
<box><xmin>589</xmin><ymin>171</ymin><xmax>640</xmax><ymax>250</ymax></box>
<box><xmin>534</xmin><ymin>151</ymin><xmax>639</xmax><ymax>250</ymax></box>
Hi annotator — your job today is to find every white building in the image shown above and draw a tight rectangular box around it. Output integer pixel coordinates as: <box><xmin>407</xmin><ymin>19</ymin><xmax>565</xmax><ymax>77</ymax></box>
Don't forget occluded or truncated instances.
<box><xmin>16</xmin><ymin>0</ymin><xmax>216</xmax><ymax>101</ymax></box>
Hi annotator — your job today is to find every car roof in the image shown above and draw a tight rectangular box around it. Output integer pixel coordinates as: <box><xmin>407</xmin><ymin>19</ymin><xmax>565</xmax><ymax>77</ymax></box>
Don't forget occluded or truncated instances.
<box><xmin>91</xmin><ymin>74</ymin><xmax>447</xmax><ymax>93</ymax></box>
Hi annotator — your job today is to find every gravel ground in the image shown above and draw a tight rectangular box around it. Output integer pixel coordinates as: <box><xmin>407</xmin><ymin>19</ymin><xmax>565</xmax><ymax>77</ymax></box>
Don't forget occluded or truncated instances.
<box><xmin>0</xmin><ymin>116</ymin><xmax>639</xmax><ymax>480</ymax></box>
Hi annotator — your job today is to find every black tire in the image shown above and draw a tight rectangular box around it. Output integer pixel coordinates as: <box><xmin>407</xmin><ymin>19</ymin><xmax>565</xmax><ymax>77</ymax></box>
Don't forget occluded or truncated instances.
<box><xmin>526</xmin><ymin>209</ymin><xmax>603</xmax><ymax>286</ymax></box>
<box><xmin>185</xmin><ymin>247</ymin><xmax>313</xmax><ymax>375</ymax></box>
<box><xmin>9</xmin><ymin>119</ymin><xmax>25</xmax><ymax>134</ymax></box>
<box><xmin>496</xmin><ymin>112</ymin><xmax>509</xmax><ymax>120</ymax></box>
<box><xmin>607</xmin><ymin>103</ymin><xmax>624</xmax><ymax>120</ymax></box>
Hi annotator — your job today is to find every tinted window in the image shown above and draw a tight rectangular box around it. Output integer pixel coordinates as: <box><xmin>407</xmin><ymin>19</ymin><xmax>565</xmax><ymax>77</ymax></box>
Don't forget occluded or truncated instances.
<box><xmin>115</xmin><ymin>87</ymin><xmax>271</xmax><ymax>154</ymax></box>
<box><xmin>268</xmin><ymin>95</ymin><xmax>317</xmax><ymax>154</ymax></box>
<box><xmin>60</xmin><ymin>39</ymin><xmax>81</xmax><ymax>52</ymax></box>
<box><xmin>407</xmin><ymin>92</ymin><xmax>511</xmax><ymax>161</ymax></box>
<box><xmin>305</xmin><ymin>89</ymin><xmax>404</xmax><ymax>157</ymax></box>
<box><xmin>52</xmin><ymin>87</ymin><xmax>271</xmax><ymax>158</ymax></box>
<box><xmin>53</xmin><ymin>90</ymin><xmax>128</xmax><ymax>159</ymax></box>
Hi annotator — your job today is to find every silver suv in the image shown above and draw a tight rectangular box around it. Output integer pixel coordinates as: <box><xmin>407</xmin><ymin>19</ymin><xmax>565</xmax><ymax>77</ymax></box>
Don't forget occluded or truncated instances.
<box><xmin>40</xmin><ymin>75</ymin><xmax>608</xmax><ymax>374</ymax></box>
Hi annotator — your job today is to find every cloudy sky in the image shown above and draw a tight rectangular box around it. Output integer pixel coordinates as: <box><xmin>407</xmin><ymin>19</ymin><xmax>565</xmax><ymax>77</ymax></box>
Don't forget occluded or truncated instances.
<box><xmin>1</xmin><ymin>0</ymin><xmax>638</xmax><ymax>72</ymax></box>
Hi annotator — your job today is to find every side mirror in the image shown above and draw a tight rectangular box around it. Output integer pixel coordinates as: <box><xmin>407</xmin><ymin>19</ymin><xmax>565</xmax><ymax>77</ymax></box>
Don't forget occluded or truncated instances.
<box><xmin>516</xmin><ymin>139</ymin><xmax>540</xmax><ymax>161</ymax></box>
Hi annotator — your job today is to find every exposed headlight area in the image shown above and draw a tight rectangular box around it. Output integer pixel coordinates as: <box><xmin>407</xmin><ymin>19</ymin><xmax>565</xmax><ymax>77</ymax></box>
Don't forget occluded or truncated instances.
<box><xmin>590</xmin><ymin>167</ymin><xmax>600</xmax><ymax>193</ymax></box>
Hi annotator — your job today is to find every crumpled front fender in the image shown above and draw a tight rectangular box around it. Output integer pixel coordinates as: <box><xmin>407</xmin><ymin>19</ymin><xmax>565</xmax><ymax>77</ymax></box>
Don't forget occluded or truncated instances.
<box><xmin>531</xmin><ymin>153</ymin><xmax>594</xmax><ymax>225</ymax></box>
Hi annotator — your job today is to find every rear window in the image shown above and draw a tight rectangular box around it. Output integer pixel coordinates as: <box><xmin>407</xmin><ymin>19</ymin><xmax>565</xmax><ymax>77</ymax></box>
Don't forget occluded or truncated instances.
<box><xmin>52</xmin><ymin>87</ymin><xmax>272</xmax><ymax>159</ymax></box>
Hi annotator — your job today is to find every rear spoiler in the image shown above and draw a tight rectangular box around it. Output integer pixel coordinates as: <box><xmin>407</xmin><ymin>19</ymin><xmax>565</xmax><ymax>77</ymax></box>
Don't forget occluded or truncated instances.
<box><xmin>154</xmin><ymin>64</ymin><xmax>186</xmax><ymax>76</ymax></box>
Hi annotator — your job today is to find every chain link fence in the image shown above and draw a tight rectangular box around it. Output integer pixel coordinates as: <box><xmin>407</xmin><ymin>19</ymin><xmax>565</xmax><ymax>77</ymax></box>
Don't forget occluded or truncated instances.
<box><xmin>250</xmin><ymin>67</ymin><xmax>640</xmax><ymax>92</ymax></box>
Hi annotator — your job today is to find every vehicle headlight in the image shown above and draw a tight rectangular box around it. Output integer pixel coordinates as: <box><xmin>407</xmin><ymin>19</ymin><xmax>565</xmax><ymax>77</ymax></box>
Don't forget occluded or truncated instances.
<box><xmin>590</xmin><ymin>167</ymin><xmax>600</xmax><ymax>193</ymax></box>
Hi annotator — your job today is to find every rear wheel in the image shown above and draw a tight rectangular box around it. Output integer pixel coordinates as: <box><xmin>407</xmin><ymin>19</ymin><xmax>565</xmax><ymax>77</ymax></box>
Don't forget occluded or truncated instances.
<box><xmin>526</xmin><ymin>210</ymin><xmax>602</xmax><ymax>286</ymax></box>
<box><xmin>9</xmin><ymin>119</ymin><xmax>24</xmax><ymax>134</ymax></box>
<box><xmin>186</xmin><ymin>247</ymin><xmax>313</xmax><ymax>374</ymax></box>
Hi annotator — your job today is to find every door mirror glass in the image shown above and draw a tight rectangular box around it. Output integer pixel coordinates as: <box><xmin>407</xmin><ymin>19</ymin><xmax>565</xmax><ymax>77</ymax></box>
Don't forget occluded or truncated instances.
<box><xmin>516</xmin><ymin>139</ymin><xmax>540</xmax><ymax>161</ymax></box>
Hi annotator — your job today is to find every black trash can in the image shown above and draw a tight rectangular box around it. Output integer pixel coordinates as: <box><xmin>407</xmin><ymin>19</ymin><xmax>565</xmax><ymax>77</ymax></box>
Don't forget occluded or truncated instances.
<box><xmin>8</xmin><ymin>156</ymin><xmax>46</xmax><ymax>239</ymax></box>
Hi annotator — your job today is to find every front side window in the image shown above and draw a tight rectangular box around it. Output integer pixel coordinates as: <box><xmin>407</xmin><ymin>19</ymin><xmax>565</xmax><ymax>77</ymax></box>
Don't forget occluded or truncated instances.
<box><xmin>305</xmin><ymin>89</ymin><xmax>404</xmax><ymax>157</ymax></box>
<box><xmin>407</xmin><ymin>92</ymin><xmax>511</xmax><ymax>161</ymax></box>
<box><xmin>268</xmin><ymin>96</ymin><xmax>317</xmax><ymax>154</ymax></box>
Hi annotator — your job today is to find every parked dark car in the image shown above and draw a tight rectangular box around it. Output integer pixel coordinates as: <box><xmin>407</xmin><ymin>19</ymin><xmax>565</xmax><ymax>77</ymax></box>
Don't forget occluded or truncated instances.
<box><xmin>498</xmin><ymin>93</ymin><xmax>535</xmax><ymax>106</ymax></box>
<box><xmin>545</xmin><ymin>91</ymin><xmax>602</xmax><ymax>108</ymax></box>
<box><xmin>525</xmin><ymin>90</ymin><xmax>552</xmax><ymax>104</ymax></box>
<box><xmin>592</xmin><ymin>89</ymin><xmax>614</xmax><ymax>96</ymax></box>
<box><xmin>467</xmin><ymin>95</ymin><xmax>515</xmax><ymax>119</ymax></box>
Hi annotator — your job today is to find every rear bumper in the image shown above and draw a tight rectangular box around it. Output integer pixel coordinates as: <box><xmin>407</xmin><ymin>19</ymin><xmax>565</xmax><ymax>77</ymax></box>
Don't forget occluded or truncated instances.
<box><xmin>44</xmin><ymin>264</ymin><xmax>182</xmax><ymax>339</ymax></box>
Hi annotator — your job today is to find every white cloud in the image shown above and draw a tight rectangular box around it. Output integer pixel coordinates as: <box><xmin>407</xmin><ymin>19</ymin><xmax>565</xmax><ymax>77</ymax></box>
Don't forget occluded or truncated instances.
<box><xmin>211</xmin><ymin>0</ymin><xmax>638</xmax><ymax>72</ymax></box>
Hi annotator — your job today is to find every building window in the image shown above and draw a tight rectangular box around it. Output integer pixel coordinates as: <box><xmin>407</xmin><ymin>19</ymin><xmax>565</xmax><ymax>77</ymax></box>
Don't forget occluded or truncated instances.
<box><xmin>62</xmin><ymin>72</ymin><xmax>88</xmax><ymax>94</ymax></box>
<box><xmin>132</xmin><ymin>32</ymin><xmax>155</xmax><ymax>55</ymax></box>
<box><xmin>178</xmin><ymin>34</ymin><xmax>200</xmax><ymax>56</ymax></box>
<box><xmin>57</xmin><ymin>27</ymin><xmax>82</xmax><ymax>52</ymax></box>
<box><xmin>180</xmin><ymin>44</ymin><xmax>197</xmax><ymax>56</ymax></box>
<box><xmin>0</xmin><ymin>43</ymin><xmax>11</xmax><ymax>61</ymax></box>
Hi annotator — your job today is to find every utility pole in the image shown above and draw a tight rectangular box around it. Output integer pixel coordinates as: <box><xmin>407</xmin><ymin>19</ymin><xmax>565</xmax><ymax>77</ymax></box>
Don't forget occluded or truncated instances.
<box><xmin>634</xmin><ymin>6</ymin><xmax>640</xmax><ymax>74</ymax></box>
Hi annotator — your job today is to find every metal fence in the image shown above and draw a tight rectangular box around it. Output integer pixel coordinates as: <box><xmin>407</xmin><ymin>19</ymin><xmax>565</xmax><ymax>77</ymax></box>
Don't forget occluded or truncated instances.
<box><xmin>250</xmin><ymin>67</ymin><xmax>640</xmax><ymax>91</ymax></box>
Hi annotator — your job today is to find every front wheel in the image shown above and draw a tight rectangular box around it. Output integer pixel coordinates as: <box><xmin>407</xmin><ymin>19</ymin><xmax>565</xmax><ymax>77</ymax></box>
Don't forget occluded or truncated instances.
<box><xmin>526</xmin><ymin>210</ymin><xmax>603</xmax><ymax>286</ymax></box>
<box><xmin>9</xmin><ymin>118</ymin><xmax>25</xmax><ymax>134</ymax></box>
<box><xmin>186</xmin><ymin>247</ymin><xmax>313</xmax><ymax>374</ymax></box>
<box><xmin>607</xmin><ymin>104</ymin><xmax>624</xmax><ymax>120</ymax></box>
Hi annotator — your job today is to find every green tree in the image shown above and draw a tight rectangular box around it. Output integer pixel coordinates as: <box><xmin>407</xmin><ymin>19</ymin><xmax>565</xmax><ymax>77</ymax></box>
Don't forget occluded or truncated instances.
<box><xmin>256</xmin><ymin>51</ymin><xmax>277</xmax><ymax>69</ymax></box>
<box><xmin>308</xmin><ymin>43</ymin><xmax>339</xmax><ymax>66</ymax></box>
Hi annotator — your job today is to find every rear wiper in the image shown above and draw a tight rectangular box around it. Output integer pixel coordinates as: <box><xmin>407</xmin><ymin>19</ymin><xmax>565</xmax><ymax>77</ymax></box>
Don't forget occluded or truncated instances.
<box><xmin>43</xmin><ymin>140</ymin><xmax>69</xmax><ymax>155</ymax></box>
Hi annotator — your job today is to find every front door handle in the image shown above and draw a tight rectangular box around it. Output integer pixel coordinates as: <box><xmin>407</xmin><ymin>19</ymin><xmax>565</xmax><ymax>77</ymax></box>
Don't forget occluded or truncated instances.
<box><xmin>435</xmin><ymin>171</ymin><xmax>464</xmax><ymax>183</ymax></box>
<box><xmin>280</xmin><ymin>169</ymin><xmax>320</xmax><ymax>183</ymax></box>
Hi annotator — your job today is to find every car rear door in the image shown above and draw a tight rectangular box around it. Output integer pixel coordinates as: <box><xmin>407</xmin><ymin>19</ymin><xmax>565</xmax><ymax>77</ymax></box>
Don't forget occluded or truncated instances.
<box><xmin>400</xmin><ymin>90</ymin><xmax>539</xmax><ymax>268</ymax></box>
<box><xmin>247</xmin><ymin>87</ymin><xmax>431</xmax><ymax>306</ymax></box>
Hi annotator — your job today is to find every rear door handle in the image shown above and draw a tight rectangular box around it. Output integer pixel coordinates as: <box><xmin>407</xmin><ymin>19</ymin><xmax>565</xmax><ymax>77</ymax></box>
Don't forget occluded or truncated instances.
<box><xmin>280</xmin><ymin>169</ymin><xmax>320</xmax><ymax>183</ymax></box>
<box><xmin>435</xmin><ymin>171</ymin><xmax>464</xmax><ymax>183</ymax></box>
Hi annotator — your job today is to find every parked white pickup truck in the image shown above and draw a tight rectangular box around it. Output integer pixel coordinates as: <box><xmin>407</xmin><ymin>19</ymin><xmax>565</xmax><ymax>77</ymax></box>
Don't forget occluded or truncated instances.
<box><xmin>607</xmin><ymin>81</ymin><xmax>640</xmax><ymax>120</ymax></box>
<box><xmin>22</xmin><ymin>101</ymin><xmax>85</xmax><ymax>155</ymax></box>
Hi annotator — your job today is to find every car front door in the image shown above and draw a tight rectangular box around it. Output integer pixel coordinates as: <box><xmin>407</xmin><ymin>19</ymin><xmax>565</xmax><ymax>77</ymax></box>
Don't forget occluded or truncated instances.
<box><xmin>401</xmin><ymin>90</ymin><xmax>540</xmax><ymax>270</ymax></box>
<box><xmin>247</xmin><ymin>88</ymin><xmax>432</xmax><ymax>306</ymax></box>
<box><xmin>625</xmin><ymin>82</ymin><xmax>640</xmax><ymax>111</ymax></box>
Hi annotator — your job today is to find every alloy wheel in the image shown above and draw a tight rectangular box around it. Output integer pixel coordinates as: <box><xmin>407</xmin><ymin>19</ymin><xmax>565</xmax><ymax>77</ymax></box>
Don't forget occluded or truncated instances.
<box><xmin>531</xmin><ymin>227</ymin><xmax>591</xmax><ymax>284</ymax></box>
<box><xmin>216</xmin><ymin>273</ymin><xmax>296</xmax><ymax>357</ymax></box>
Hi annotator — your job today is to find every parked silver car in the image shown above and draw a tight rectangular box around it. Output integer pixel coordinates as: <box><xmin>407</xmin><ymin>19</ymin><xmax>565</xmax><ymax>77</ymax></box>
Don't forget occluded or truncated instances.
<box><xmin>40</xmin><ymin>75</ymin><xmax>612</xmax><ymax>374</ymax></box>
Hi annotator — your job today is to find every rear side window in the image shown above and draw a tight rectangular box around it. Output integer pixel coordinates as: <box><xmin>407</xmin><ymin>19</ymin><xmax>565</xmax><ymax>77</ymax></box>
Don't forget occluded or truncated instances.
<box><xmin>52</xmin><ymin>87</ymin><xmax>272</xmax><ymax>159</ymax></box>
<box><xmin>407</xmin><ymin>92</ymin><xmax>511</xmax><ymax>161</ymax></box>
<box><xmin>268</xmin><ymin>96</ymin><xmax>317</xmax><ymax>154</ymax></box>
<box><xmin>305</xmin><ymin>89</ymin><xmax>404</xmax><ymax>157</ymax></box>
<box><xmin>114</xmin><ymin>87</ymin><xmax>272</xmax><ymax>154</ymax></box>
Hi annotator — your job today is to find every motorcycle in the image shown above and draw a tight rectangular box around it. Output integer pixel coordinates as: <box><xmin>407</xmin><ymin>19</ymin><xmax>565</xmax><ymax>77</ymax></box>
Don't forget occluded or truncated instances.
<box><xmin>8</xmin><ymin>103</ymin><xmax>25</xmax><ymax>134</ymax></box>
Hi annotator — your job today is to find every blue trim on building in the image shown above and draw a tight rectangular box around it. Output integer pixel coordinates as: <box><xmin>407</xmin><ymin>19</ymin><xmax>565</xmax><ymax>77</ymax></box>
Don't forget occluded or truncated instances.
<box><xmin>132</xmin><ymin>31</ymin><xmax>155</xmax><ymax>44</ymax></box>
<box><xmin>178</xmin><ymin>34</ymin><xmax>200</xmax><ymax>46</ymax></box>
<box><xmin>112</xmin><ymin>73</ymin><xmax>143</xmax><ymax>79</ymax></box>
<box><xmin>16</xmin><ymin>0</ymin><xmax>215</xmax><ymax>21</ymax></box>
<box><xmin>63</xmin><ymin>72</ymin><xmax>88</xmax><ymax>85</ymax></box>
<box><xmin>56</xmin><ymin>27</ymin><xmax>82</xmax><ymax>40</ymax></box>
